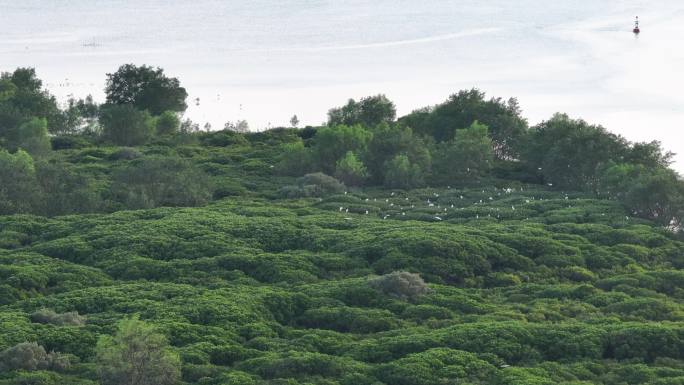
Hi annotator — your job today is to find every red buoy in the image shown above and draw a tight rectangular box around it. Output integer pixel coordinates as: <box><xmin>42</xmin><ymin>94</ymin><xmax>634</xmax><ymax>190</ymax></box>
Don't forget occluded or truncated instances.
<box><xmin>633</xmin><ymin>16</ymin><xmax>640</xmax><ymax>34</ymax></box>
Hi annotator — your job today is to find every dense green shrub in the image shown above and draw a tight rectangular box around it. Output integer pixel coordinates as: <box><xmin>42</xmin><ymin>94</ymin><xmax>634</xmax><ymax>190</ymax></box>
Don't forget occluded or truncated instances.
<box><xmin>109</xmin><ymin>156</ymin><xmax>212</xmax><ymax>209</ymax></box>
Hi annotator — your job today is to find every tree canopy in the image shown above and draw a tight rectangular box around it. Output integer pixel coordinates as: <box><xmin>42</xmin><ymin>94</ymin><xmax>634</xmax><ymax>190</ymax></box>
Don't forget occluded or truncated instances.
<box><xmin>328</xmin><ymin>94</ymin><xmax>396</xmax><ymax>128</ymax></box>
<box><xmin>105</xmin><ymin>64</ymin><xmax>188</xmax><ymax>115</ymax></box>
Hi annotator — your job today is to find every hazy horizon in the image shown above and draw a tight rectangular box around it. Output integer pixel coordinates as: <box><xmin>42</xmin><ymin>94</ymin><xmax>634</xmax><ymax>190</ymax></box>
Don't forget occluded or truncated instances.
<box><xmin>2</xmin><ymin>0</ymin><xmax>683</xmax><ymax>171</ymax></box>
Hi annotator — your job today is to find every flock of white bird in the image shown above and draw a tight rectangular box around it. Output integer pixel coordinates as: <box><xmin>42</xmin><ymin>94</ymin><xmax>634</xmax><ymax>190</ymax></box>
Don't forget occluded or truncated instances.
<box><xmin>331</xmin><ymin>186</ymin><xmax>587</xmax><ymax>223</ymax></box>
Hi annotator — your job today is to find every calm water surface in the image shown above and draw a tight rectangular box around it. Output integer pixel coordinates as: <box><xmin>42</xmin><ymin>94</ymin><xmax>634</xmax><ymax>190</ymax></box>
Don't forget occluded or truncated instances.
<box><xmin>1</xmin><ymin>0</ymin><xmax>683</xmax><ymax>170</ymax></box>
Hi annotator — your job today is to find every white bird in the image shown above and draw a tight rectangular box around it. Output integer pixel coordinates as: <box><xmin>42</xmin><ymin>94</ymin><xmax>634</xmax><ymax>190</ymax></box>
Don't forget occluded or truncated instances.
<box><xmin>365</xmin><ymin>210</ymin><xmax>369</xmax><ymax>215</ymax></box>
<box><xmin>434</xmin><ymin>216</ymin><xmax>443</xmax><ymax>221</ymax></box>
<box><xmin>339</xmin><ymin>207</ymin><xmax>343</xmax><ymax>211</ymax></box>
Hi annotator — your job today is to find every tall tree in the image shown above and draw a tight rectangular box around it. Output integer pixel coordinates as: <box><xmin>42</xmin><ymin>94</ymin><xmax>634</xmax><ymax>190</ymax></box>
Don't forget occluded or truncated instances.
<box><xmin>523</xmin><ymin>113</ymin><xmax>628</xmax><ymax>191</ymax></box>
<box><xmin>432</xmin><ymin>121</ymin><xmax>493</xmax><ymax>184</ymax></box>
<box><xmin>16</xmin><ymin>117</ymin><xmax>51</xmax><ymax>156</ymax></box>
<box><xmin>363</xmin><ymin>123</ymin><xmax>430</xmax><ymax>184</ymax></box>
<box><xmin>334</xmin><ymin>151</ymin><xmax>368</xmax><ymax>186</ymax></box>
<box><xmin>96</xmin><ymin>316</ymin><xmax>180</xmax><ymax>385</ymax></box>
<box><xmin>0</xmin><ymin>149</ymin><xmax>41</xmax><ymax>215</ymax></box>
<box><xmin>327</xmin><ymin>94</ymin><xmax>396</xmax><ymax>128</ymax></box>
<box><xmin>155</xmin><ymin>111</ymin><xmax>181</xmax><ymax>136</ymax></box>
<box><xmin>399</xmin><ymin>89</ymin><xmax>527</xmax><ymax>158</ymax></box>
<box><xmin>0</xmin><ymin>68</ymin><xmax>65</xmax><ymax>139</ymax></box>
<box><xmin>312</xmin><ymin>124</ymin><xmax>372</xmax><ymax>174</ymax></box>
<box><xmin>601</xmin><ymin>163</ymin><xmax>684</xmax><ymax>228</ymax></box>
<box><xmin>384</xmin><ymin>154</ymin><xmax>424</xmax><ymax>189</ymax></box>
<box><xmin>105</xmin><ymin>64</ymin><xmax>188</xmax><ymax>115</ymax></box>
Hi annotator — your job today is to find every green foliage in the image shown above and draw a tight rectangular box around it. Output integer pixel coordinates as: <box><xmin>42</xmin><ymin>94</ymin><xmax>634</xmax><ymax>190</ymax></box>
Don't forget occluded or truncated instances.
<box><xmin>312</xmin><ymin>124</ymin><xmax>372</xmax><ymax>175</ymax></box>
<box><xmin>432</xmin><ymin>120</ymin><xmax>493</xmax><ymax>184</ymax></box>
<box><xmin>523</xmin><ymin>113</ymin><xmax>627</xmax><ymax>191</ymax></box>
<box><xmin>383</xmin><ymin>154</ymin><xmax>424</xmax><ymax>189</ymax></box>
<box><xmin>96</xmin><ymin>316</ymin><xmax>180</xmax><ymax>385</ymax></box>
<box><xmin>0</xmin><ymin>68</ymin><xmax>66</xmax><ymax>138</ymax></box>
<box><xmin>35</xmin><ymin>160</ymin><xmax>101</xmax><ymax>216</ymax></box>
<box><xmin>276</xmin><ymin>140</ymin><xmax>312</xmax><ymax>176</ymax></box>
<box><xmin>0</xmin><ymin>186</ymin><xmax>682</xmax><ymax>383</ymax></box>
<box><xmin>15</xmin><ymin>118</ymin><xmax>51</xmax><ymax>156</ymax></box>
<box><xmin>335</xmin><ymin>151</ymin><xmax>368</xmax><ymax>186</ymax></box>
<box><xmin>99</xmin><ymin>104</ymin><xmax>154</xmax><ymax>146</ymax></box>
<box><xmin>363</xmin><ymin>123</ymin><xmax>431</xmax><ymax>184</ymax></box>
<box><xmin>155</xmin><ymin>111</ymin><xmax>181</xmax><ymax>136</ymax></box>
<box><xmin>601</xmin><ymin>163</ymin><xmax>684</xmax><ymax>228</ymax></box>
<box><xmin>0</xmin><ymin>149</ymin><xmax>40</xmax><ymax>215</ymax></box>
<box><xmin>375</xmin><ymin>348</ymin><xmax>497</xmax><ymax>385</ymax></box>
<box><xmin>109</xmin><ymin>156</ymin><xmax>212</xmax><ymax>209</ymax></box>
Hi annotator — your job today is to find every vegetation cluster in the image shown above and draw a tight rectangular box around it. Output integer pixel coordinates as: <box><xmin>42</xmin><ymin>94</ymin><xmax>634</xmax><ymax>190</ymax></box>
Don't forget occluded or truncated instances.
<box><xmin>1</xmin><ymin>65</ymin><xmax>684</xmax><ymax>384</ymax></box>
